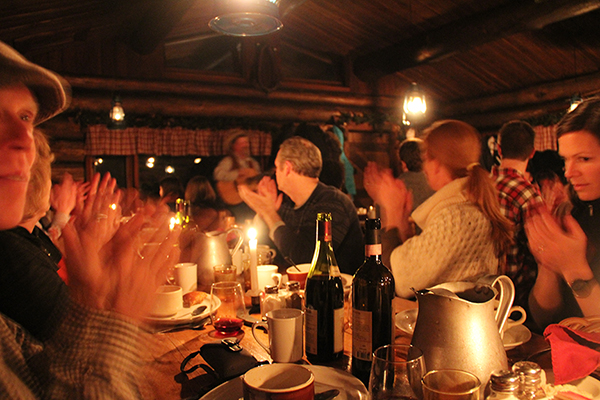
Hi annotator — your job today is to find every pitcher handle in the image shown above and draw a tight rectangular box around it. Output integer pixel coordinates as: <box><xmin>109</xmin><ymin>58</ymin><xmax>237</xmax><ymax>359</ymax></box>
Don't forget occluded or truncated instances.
<box><xmin>227</xmin><ymin>227</ymin><xmax>244</xmax><ymax>257</ymax></box>
<box><xmin>477</xmin><ymin>275</ymin><xmax>515</xmax><ymax>334</ymax></box>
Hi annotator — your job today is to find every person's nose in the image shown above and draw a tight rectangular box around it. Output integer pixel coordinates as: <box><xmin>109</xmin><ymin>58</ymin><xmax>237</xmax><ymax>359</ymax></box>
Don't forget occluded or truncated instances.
<box><xmin>563</xmin><ymin>159</ymin><xmax>577</xmax><ymax>180</ymax></box>
<box><xmin>4</xmin><ymin>116</ymin><xmax>34</xmax><ymax>150</ymax></box>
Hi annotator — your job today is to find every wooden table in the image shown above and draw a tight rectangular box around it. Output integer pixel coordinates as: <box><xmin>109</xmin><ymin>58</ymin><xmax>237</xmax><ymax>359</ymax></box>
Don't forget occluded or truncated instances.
<box><xmin>144</xmin><ymin>297</ymin><xmax>550</xmax><ymax>399</ymax></box>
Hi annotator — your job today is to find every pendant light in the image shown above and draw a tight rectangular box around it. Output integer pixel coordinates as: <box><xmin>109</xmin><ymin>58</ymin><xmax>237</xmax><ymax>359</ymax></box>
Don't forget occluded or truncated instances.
<box><xmin>108</xmin><ymin>94</ymin><xmax>126</xmax><ymax>130</ymax></box>
<box><xmin>209</xmin><ymin>0</ymin><xmax>283</xmax><ymax>37</ymax></box>
<box><xmin>403</xmin><ymin>82</ymin><xmax>427</xmax><ymax>116</ymax></box>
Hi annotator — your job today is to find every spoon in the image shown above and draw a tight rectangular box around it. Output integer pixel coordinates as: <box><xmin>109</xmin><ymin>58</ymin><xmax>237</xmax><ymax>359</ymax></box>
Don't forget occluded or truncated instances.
<box><xmin>285</xmin><ymin>256</ymin><xmax>302</xmax><ymax>272</ymax></box>
<box><xmin>315</xmin><ymin>389</ymin><xmax>340</xmax><ymax>400</ymax></box>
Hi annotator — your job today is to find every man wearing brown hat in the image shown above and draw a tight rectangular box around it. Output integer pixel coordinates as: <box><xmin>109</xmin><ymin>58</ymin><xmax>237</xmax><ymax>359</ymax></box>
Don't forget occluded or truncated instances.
<box><xmin>0</xmin><ymin>41</ymin><xmax>179</xmax><ymax>398</ymax></box>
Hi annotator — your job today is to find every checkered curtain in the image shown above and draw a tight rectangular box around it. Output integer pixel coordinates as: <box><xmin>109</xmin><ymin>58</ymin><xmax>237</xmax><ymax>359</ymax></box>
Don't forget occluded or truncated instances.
<box><xmin>533</xmin><ymin>125</ymin><xmax>557</xmax><ymax>151</ymax></box>
<box><xmin>86</xmin><ymin>125</ymin><xmax>272</xmax><ymax>156</ymax></box>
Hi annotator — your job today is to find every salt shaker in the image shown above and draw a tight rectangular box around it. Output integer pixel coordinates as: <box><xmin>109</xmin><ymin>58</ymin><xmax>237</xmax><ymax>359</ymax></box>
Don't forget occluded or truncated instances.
<box><xmin>284</xmin><ymin>281</ymin><xmax>303</xmax><ymax>310</ymax></box>
<box><xmin>486</xmin><ymin>370</ymin><xmax>520</xmax><ymax>400</ymax></box>
<box><xmin>512</xmin><ymin>361</ymin><xmax>546</xmax><ymax>400</ymax></box>
<box><xmin>260</xmin><ymin>285</ymin><xmax>284</xmax><ymax>317</ymax></box>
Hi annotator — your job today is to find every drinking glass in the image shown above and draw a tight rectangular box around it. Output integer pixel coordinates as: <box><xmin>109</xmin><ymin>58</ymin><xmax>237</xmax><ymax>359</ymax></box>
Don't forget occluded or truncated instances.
<box><xmin>213</xmin><ymin>264</ymin><xmax>237</xmax><ymax>283</ymax></box>
<box><xmin>369</xmin><ymin>344</ymin><xmax>426</xmax><ymax>400</ymax></box>
<box><xmin>210</xmin><ymin>281</ymin><xmax>246</xmax><ymax>337</ymax></box>
<box><xmin>421</xmin><ymin>370</ymin><xmax>481</xmax><ymax>400</ymax></box>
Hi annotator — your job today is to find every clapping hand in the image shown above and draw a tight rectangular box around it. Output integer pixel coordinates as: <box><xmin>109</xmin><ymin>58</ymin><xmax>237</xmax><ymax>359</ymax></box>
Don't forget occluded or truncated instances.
<box><xmin>62</xmin><ymin>173</ymin><xmax>180</xmax><ymax>321</ymax></box>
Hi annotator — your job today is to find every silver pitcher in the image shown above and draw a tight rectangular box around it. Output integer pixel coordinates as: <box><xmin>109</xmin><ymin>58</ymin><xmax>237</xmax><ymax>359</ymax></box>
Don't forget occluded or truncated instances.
<box><xmin>410</xmin><ymin>275</ymin><xmax>515</xmax><ymax>388</ymax></box>
<box><xmin>186</xmin><ymin>227</ymin><xmax>243</xmax><ymax>291</ymax></box>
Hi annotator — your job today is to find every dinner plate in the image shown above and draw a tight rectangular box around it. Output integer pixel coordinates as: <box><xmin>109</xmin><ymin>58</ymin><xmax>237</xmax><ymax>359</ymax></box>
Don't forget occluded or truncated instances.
<box><xmin>145</xmin><ymin>296</ymin><xmax>220</xmax><ymax>326</ymax></box>
<box><xmin>200</xmin><ymin>364</ymin><xmax>369</xmax><ymax>400</ymax></box>
<box><xmin>394</xmin><ymin>310</ymin><xmax>532</xmax><ymax>350</ymax></box>
<box><xmin>545</xmin><ymin>374</ymin><xmax>600</xmax><ymax>399</ymax></box>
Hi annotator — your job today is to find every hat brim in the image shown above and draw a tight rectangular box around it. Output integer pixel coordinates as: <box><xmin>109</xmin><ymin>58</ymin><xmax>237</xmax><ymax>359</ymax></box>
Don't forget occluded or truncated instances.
<box><xmin>0</xmin><ymin>41</ymin><xmax>70</xmax><ymax>125</ymax></box>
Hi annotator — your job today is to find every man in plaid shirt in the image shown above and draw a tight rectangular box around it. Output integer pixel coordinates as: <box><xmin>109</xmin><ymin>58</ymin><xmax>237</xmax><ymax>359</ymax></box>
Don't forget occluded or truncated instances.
<box><xmin>491</xmin><ymin>121</ymin><xmax>544</xmax><ymax>311</ymax></box>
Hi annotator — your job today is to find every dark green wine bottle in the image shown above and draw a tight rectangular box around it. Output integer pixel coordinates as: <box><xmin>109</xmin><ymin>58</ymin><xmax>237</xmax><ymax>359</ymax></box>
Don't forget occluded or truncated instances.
<box><xmin>305</xmin><ymin>212</ymin><xmax>345</xmax><ymax>363</ymax></box>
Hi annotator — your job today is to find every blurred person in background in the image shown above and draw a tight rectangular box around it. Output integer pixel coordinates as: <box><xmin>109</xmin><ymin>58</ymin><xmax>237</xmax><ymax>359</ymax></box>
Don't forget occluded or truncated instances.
<box><xmin>365</xmin><ymin>120</ymin><xmax>513</xmax><ymax>298</ymax></box>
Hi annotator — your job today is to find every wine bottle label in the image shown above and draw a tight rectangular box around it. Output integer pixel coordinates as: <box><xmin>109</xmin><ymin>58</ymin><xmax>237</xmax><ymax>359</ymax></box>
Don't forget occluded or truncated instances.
<box><xmin>334</xmin><ymin>307</ymin><xmax>344</xmax><ymax>353</ymax></box>
<box><xmin>365</xmin><ymin>244</ymin><xmax>382</xmax><ymax>257</ymax></box>
<box><xmin>352</xmin><ymin>308</ymin><xmax>373</xmax><ymax>361</ymax></box>
<box><xmin>305</xmin><ymin>308</ymin><xmax>318</xmax><ymax>354</ymax></box>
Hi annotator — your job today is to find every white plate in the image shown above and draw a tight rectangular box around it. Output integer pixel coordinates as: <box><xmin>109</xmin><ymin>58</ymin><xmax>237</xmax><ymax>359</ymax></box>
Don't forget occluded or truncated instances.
<box><xmin>502</xmin><ymin>323</ymin><xmax>532</xmax><ymax>350</ymax></box>
<box><xmin>200</xmin><ymin>364</ymin><xmax>369</xmax><ymax>400</ymax></box>
<box><xmin>394</xmin><ymin>310</ymin><xmax>532</xmax><ymax>350</ymax></box>
<box><xmin>145</xmin><ymin>296</ymin><xmax>220</xmax><ymax>326</ymax></box>
<box><xmin>545</xmin><ymin>374</ymin><xmax>600</xmax><ymax>399</ymax></box>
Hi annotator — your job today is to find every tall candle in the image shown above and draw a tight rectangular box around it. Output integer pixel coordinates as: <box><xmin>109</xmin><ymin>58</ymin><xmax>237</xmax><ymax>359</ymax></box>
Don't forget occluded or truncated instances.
<box><xmin>248</xmin><ymin>227</ymin><xmax>259</xmax><ymax>296</ymax></box>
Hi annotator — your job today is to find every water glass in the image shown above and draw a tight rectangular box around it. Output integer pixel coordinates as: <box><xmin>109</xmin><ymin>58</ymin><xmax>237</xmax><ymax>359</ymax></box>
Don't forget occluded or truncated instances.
<box><xmin>369</xmin><ymin>344</ymin><xmax>426</xmax><ymax>400</ymax></box>
<box><xmin>421</xmin><ymin>370</ymin><xmax>481</xmax><ymax>400</ymax></box>
<box><xmin>210</xmin><ymin>281</ymin><xmax>246</xmax><ymax>337</ymax></box>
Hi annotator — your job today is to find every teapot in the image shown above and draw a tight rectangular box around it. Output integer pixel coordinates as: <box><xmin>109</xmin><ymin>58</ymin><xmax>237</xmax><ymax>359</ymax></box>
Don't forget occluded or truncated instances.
<box><xmin>410</xmin><ymin>275</ymin><xmax>515</xmax><ymax>388</ymax></box>
<box><xmin>182</xmin><ymin>227</ymin><xmax>243</xmax><ymax>291</ymax></box>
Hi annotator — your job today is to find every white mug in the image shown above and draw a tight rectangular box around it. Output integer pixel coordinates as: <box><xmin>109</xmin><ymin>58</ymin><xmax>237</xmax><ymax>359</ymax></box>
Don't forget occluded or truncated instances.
<box><xmin>252</xmin><ymin>308</ymin><xmax>304</xmax><ymax>363</ymax></box>
<box><xmin>257</xmin><ymin>245</ymin><xmax>277</xmax><ymax>265</ymax></box>
<box><xmin>150</xmin><ymin>285</ymin><xmax>183</xmax><ymax>317</ymax></box>
<box><xmin>257</xmin><ymin>264</ymin><xmax>282</xmax><ymax>292</ymax></box>
<box><xmin>169</xmin><ymin>262</ymin><xmax>197</xmax><ymax>294</ymax></box>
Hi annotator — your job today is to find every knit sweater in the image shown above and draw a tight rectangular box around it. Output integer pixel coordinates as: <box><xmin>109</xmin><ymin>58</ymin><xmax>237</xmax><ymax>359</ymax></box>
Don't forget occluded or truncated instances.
<box><xmin>390</xmin><ymin>178</ymin><xmax>499</xmax><ymax>298</ymax></box>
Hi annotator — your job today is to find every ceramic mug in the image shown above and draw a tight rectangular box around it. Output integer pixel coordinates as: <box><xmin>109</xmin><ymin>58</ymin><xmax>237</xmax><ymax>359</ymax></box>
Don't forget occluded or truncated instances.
<box><xmin>168</xmin><ymin>262</ymin><xmax>197</xmax><ymax>294</ymax></box>
<box><xmin>286</xmin><ymin>263</ymin><xmax>311</xmax><ymax>290</ymax></box>
<box><xmin>150</xmin><ymin>285</ymin><xmax>183</xmax><ymax>317</ymax></box>
<box><xmin>257</xmin><ymin>265</ymin><xmax>282</xmax><ymax>292</ymax></box>
<box><xmin>257</xmin><ymin>245</ymin><xmax>277</xmax><ymax>265</ymax></box>
<box><xmin>252</xmin><ymin>308</ymin><xmax>304</xmax><ymax>363</ymax></box>
<box><xmin>243</xmin><ymin>364</ymin><xmax>314</xmax><ymax>400</ymax></box>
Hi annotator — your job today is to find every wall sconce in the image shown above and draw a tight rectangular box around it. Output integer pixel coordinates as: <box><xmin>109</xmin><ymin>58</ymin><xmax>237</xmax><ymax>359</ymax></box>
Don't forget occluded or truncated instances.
<box><xmin>108</xmin><ymin>94</ymin><xmax>126</xmax><ymax>130</ymax></box>
<box><xmin>403</xmin><ymin>82</ymin><xmax>427</xmax><ymax>117</ymax></box>
<box><xmin>209</xmin><ymin>0</ymin><xmax>283</xmax><ymax>37</ymax></box>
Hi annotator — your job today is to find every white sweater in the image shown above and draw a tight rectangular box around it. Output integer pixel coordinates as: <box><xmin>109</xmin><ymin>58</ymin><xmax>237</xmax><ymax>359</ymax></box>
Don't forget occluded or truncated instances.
<box><xmin>391</xmin><ymin>178</ymin><xmax>499</xmax><ymax>298</ymax></box>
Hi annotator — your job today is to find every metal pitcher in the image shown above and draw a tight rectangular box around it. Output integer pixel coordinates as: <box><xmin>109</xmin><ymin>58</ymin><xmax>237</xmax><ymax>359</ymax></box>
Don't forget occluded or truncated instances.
<box><xmin>410</xmin><ymin>275</ymin><xmax>515</xmax><ymax>388</ymax></box>
<box><xmin>187</xmin><ymin>227</ymin><xmax>243</xmax><ymax>291</ymax></box>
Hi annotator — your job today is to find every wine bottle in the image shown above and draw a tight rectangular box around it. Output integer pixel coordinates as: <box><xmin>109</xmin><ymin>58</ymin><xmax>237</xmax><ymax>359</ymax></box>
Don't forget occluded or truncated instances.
<box><xmin>351</xmin><ymin>206</ymin><xmax>395</xmax><ymax>385</ymax></box>
<box><xmin>304</xmin><ymin>212</ymin><xmax>345</xmax><ymax>363</ymax></box>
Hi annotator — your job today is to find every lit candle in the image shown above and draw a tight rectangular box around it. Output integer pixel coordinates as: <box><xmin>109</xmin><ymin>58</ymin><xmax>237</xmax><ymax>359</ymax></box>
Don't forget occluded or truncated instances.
<box><xmin>247</xmin><ymin>227</ymin><xmax>259</xmax><ymax>296</ymax></box>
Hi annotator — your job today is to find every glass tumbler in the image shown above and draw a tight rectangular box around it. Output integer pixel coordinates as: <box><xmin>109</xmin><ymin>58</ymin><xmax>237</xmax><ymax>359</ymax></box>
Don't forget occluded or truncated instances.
<box><xmin>369</xmin><ymin>344</ymin><xmax>426</xmax><ymax>400</ymax></box>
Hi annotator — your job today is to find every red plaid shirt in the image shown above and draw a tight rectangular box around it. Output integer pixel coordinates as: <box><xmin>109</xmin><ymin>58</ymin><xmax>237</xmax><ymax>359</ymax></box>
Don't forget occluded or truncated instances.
<box><xmin>491</xmin><ymin>166</ymin><xmax>544</xmax><ymax>307</ymax></box>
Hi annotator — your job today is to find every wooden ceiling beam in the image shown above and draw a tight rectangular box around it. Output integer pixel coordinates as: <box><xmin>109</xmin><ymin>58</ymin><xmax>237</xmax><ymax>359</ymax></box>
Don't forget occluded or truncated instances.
<box><xmin>353</xmin><ymin>0</ymin><xmax>600</xmax><ymax>82</ymax></box>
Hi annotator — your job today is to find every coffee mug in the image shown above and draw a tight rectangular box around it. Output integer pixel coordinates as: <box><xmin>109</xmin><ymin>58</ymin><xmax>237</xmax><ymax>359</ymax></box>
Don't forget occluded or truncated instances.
<box><xmin>253</xmin><ymin>308</ymin><xmax>304</xmax><ymax>363</ymax></box>
<box><xmin>501</xmin><ymin>305</ymin><xmax>527</xmax><ymax>338</ymax></box>
<box><xmin>286</xmin><ymin>263</ymin><xmax>311</xmax><ymax>290</ymax></box>
<box><xmin>243</xmin><ymin>363</ymin><xmax>314</xmax><ymax>400</ymax></box>
<box><xmin>257</xmin><ymin>265</ymin><xmax>282</xmax><ymax>292</ymax></box>
<box><xmin>168</xmin><ymin>263</ymin><xmax>197</xmax><ymax>294</ymax></box>
<box><xmin>257</xmin><ymin>245</ymin><xmax>277</xmax><ymax>265</ymax></box>
<box><xmin>150</xmin><ymin>285</ymin><xmax>183</xmax><ymax>317</ymax></box>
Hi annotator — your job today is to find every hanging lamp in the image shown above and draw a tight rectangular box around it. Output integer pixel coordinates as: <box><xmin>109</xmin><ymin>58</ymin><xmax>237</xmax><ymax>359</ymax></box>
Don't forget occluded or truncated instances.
<box><xmin>108</xmin><ymin>94</ymin><xmax>126</xmax><ymax>130</ymax></box>
<box><xmin>209</xmin><ymin>0</ymin><xmax>283</xmax><ymax>37</ymax></box>
<box><xmin>403</xmin><ymin>82</ymin><xmax>427</xmax><ymax>117</ymax></box>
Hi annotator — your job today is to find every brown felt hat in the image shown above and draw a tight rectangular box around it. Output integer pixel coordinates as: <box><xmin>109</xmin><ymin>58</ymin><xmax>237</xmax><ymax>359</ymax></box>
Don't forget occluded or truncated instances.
<box><xmin>0</xmin><ymin>41</ymin><xmax>70</xmax><ymax>125</ymax></box>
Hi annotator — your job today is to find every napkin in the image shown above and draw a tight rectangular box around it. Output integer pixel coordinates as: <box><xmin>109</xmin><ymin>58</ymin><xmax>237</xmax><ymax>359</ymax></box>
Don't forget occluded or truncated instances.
<box><xmin>544</xmin><ymin>324</ymin><xmax>600</xmax><ymax>384</ymax></box>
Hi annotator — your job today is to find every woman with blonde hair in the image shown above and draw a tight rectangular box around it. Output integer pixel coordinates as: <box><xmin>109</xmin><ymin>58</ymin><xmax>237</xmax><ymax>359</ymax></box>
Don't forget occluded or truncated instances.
<box><xmin>365</xmin><ymin>120</ymin><xmax>513</xmax><ymax>298</ymax></box>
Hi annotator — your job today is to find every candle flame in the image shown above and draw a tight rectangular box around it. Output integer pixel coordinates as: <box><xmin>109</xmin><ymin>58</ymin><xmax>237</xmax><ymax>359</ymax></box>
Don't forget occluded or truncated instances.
<box><xmin>247</xmin><ymin>227</ymin><xmax>257</xmax><ymax>240</ymax></box>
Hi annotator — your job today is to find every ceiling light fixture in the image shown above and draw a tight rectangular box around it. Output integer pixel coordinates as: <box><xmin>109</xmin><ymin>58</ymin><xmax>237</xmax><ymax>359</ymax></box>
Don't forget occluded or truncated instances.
<box><xmin>403</xmin><ymin>82</ymin><xmax>427</xmax><ymax>117</ymax></box>
<box><xmin>568</xmin><ymin>93</ymin><xmax>583</xmax><ymax>113</ymax></box>
<box><xmin>108</xmin><ymin>94</ymin><xmax>126</xmax><ymax>130</ymax></box>
<box><xmin>209</xmin><ymin>0</ymin><xmax>283</xmax><ymax>37</ymax></box>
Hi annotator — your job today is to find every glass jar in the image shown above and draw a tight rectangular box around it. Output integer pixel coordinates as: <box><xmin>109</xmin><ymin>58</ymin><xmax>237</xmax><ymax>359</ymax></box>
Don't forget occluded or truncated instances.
<box><xmin>283</xmin><ymin>281</ymin><xmax>304</xmax><ymax>310</ymax></box>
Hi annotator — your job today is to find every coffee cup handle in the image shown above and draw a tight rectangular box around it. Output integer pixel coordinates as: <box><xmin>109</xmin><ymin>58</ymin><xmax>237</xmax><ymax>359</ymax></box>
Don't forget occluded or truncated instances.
<box><xmin>507</xmin><ymin>306</ymin><xmax>527</xmax><ymax>326</ymax></box>
<box><xmin>252</xmin><ymin>321</ymin><xmax>270</xmax><ymax>355</ymax></box>
<box><xmin>272</xmin><ymin>273</ymin><xmax>282</xmax><ymax>287</ymax></box>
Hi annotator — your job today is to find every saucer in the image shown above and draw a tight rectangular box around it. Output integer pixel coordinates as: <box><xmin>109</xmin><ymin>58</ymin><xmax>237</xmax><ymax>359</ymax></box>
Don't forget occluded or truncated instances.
<box><xmin>502</xmin><ymin>323</ymin><xmax>532</xmax><ymax>350</ymax></box>
<box><xmin>395</xmin><ymin>308</ymin><xmax>418</xmax><ymax>335</ymax></box>
<box><xmin>145</xmin><ymin>296</ymin><xmax>220</xmax><ymax>326</ymax></box>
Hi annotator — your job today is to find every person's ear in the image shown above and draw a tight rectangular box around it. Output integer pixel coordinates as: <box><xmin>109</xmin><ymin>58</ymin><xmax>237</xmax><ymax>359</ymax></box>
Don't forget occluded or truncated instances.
<box><xmin>283</xmin><ymin>161</ymin><xmax>293</xmax><ymax>175</ymax></box>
